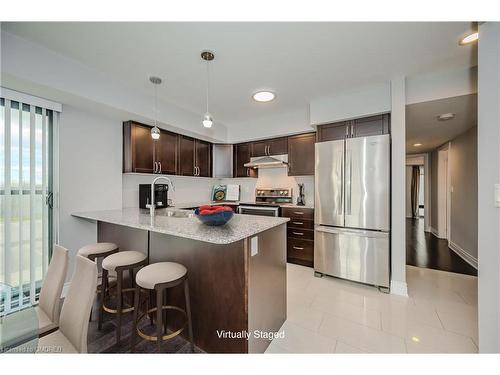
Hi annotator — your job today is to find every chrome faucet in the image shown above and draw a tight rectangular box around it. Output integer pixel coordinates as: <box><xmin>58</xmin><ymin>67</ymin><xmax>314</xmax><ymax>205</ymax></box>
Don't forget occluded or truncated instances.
<box><xmin>146</xmin><ymin>176</ymin><xmax>175</xmax><ymax>217</ymax></box>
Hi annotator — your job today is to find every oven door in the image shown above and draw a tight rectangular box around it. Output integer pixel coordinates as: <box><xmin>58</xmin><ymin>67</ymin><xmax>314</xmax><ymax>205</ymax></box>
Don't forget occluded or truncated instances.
<box><xmin>237</xmin><ymin>205</ymin><xmax>280</xmax><ymax>217</ymax></box>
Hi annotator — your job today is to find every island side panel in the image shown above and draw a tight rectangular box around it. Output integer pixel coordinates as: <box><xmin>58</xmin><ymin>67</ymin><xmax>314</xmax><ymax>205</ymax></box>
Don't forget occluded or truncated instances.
<box><xmin>247</xmin><ymin>223</ymin><xmax>287</xmax><ymax>353</ymax></box>
<box><xmin>97</xmin><ymin>222</ymin><xmax>149</xmax><ymax>255</ymax></box>
<box><xmin>149</xmin><ymin>232</ymin><xmax>248</xmax><ymax>353</ymax></box>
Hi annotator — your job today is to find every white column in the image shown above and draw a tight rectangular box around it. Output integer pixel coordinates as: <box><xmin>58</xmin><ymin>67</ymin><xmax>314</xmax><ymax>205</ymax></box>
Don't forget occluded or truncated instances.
<box><xmin>478</xmin><ymin>22</ymin><xmax>500</xmax><ymax>353</ymax></box>
<box><xmin>390</xmin><ymin>77</ymin><xmax>408</xmax><ymax>296</ymax></box>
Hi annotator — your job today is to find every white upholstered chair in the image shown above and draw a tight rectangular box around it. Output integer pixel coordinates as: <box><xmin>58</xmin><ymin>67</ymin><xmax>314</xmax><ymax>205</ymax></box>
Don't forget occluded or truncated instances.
<box><xmin>36</xmin><ymin>244</ymin><xmax>69</xmax><ymax>336</ymax></box>
<box><xmin>37</xmin><ymin>255</ymin><xmax>97</xmax><ymax>353</ymax></box>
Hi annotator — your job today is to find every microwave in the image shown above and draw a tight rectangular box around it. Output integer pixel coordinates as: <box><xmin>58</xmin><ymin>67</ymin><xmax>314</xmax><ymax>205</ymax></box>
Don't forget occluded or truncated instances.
<box><xmin>139</xmin><ymin>184</ymin><xmax>169</xmax><ymax>209</ymax></box>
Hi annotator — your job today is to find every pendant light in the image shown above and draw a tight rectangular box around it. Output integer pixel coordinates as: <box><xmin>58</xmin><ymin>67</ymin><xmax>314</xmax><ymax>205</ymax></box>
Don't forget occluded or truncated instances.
<box><xmin>201</xmin><ymin>50</ymin><xmax>215</xmax><ymax>128</ymax></box>
<box><xmin>149</xmin><ymin>76</ymin><xmax>162</xmax><ymax>139</ymax></box>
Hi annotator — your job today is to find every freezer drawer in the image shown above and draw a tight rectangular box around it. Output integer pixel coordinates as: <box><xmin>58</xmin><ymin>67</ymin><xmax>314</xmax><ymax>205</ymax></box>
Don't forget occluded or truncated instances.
<box><xmin>314</xmin><ymin>226</ymin><xmax>390</xmax><ymax>288</ymax></box>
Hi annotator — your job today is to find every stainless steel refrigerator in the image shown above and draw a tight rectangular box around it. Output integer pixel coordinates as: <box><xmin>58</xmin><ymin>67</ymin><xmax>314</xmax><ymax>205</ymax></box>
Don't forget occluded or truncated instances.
<box><xmin>314</xmin><ymin>134</ymin><xmax>390</xmax><ymax>288</ymax></box>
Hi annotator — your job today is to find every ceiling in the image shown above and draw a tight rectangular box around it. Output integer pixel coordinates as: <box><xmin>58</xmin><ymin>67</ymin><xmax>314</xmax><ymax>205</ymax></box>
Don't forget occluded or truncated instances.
<box><xmin>2</xmin><ymin>22</ymin><xmax>476</xmax><ymax>129</ymax></box>
<box><xmin>406</xmin><ymin>93</ymin><xmax>477</xmax><ymax>153</ymax></box>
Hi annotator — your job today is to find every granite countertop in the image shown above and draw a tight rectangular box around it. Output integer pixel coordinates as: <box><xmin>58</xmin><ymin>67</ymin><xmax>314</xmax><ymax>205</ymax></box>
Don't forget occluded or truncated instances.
<box><xmin>72</xmin><ymin>208</ymin><xmax>289</xmax><ymax>245</ymax></box>
<box><xmin>174</xmin><ymin>201</ymin><xmax>314</xmax><ymax>209</ymax></box>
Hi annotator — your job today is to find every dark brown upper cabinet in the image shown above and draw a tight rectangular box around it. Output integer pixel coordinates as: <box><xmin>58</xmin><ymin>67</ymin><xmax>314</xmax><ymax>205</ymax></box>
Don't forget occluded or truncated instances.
<box><xmin>287</xmin><ymin>133</ymin><xmax>315</xmax><ymax>176</ymax></box>
<box><xmin>195</xmin><ymin>139</ymin><xmax>212</xmax><ymax>177</ymax></box>
<box><xmin>178</xmin><ymin>136</ymin><xmax>212</xmax><ymax>177</ymax></box>
<box><xmin>316</xmin><ymin>114</ymin><xmax>390</xmax><ymax>142</ymax></box>
<box><xmin>154</xmin><ymin>129</ymin><xmax>178</xmax><ymax>175</ymax></box>
<box><xmin>178</xmin><ymin>135</ymin><xmax>196</xmax><ymax>176</ymax></box>
<box><xmin>123</xmin><ymin>121</ymin><xmax>155</xmax><ymax>173</ymax></box>
<box><xmin>351</xmin><ymin>114</ymin><xmax>390</xmax><ymax>138</ymax></box>
<box><xmin>233</xmin><ymin>143</ymin><xmax>258</xmax><ymax>178</ymax></box>
<box><xmin>251</xmin><ymin>137</ymin><xmax>288</xmax><ymax>157</ymax></box>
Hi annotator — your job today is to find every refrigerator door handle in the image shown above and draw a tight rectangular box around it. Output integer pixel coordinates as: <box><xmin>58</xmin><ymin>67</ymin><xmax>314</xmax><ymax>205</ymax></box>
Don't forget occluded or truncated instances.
<box><xmin>338</xmin><ymin>147</ymin><xmax>344</xmax><ymax>216</ymax></box>
<box><xmin>315</xmin><ymin>225</ymin><xmax>388</xmax><ymax>238</ymax></box>
<box><xmin>345</xmin><ymin>149</ymin><xmax>352</xmax><ymax>215</ymax></box>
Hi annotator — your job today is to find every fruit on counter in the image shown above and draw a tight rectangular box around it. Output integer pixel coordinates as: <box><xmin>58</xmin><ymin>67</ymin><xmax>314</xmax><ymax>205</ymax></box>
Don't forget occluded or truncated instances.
<box><xmin>198</xmin><ymin>205</ymin><xmax>233</xmax><ymax>216</ymax></box>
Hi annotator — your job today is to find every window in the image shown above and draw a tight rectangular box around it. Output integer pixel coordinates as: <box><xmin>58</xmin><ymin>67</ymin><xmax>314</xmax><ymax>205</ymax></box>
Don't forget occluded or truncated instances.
<box><xmin>0</xmin><ymin>96</ymin><xmax>55</xmax><ymax>314</ymax></box>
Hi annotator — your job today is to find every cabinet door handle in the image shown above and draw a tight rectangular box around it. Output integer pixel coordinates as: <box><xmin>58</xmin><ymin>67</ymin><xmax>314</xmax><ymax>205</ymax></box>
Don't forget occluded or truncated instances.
<box><xmin>196</xmin><ymin>166</ymin><xmax>200</xmax><ymax>176</ymax></box>
<box><xmin>293</xmin><ymin>246</ymin><xmax>304</xmax><ymax>250</ymax></box>
<box><xmin>292</xmin><ymin>232</ymin><xmax>304</xmax><ymax>236</ymax></box>
<box><xmin>351</xmin><ymin>123</ymin><xmax>354</xmax><ymax>137</ymax></box>
<box><xmin>246</xmin><ymin>168</ymin><xmax>250</xmax><ymax>177</ymax></box>
<box><xmin>293</xmin><ymin>211</ymin><xmax>304</xmax><ymax>215</ymax></box>
<box><xmin>159</xmin><ymin>161</ymin><xmax>162</xmax><ymax>174</ymax></box>
<box><xmin>154</xmin><ymin>161</ymin><xmax>158</xmax><ymax>173</ymax></box>
<box><xmin>292</xmin><ymin>221</ymin><xmax>303</xmax><ymax>225</ymax></box>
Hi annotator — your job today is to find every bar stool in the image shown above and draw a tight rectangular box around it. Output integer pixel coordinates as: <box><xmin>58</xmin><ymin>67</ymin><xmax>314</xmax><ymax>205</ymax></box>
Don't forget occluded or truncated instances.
<box><xmin>99</xmin><ymin>251</ymin><xmax>148</xmax><ymax>344</ymax></box>
<box><xmin>77</xmin><ymin>242</ymin><xmax>119</xmax><ymax>322</ymax></box>
<box><xmin>131</xmin><ymin>262</ymin><xmax>194</xmax><ymax>353</ymax></box>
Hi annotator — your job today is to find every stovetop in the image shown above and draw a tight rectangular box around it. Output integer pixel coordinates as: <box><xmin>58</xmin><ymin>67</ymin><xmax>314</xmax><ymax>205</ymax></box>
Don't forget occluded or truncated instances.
<box><xmin>254</xmin><ymin>187</ymin><xmax>293</xmax><ymax>205</ymax></box>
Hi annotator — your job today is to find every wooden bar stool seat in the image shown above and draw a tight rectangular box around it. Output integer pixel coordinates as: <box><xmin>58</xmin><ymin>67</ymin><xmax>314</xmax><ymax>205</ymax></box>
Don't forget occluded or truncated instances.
<box><xmin>99</xmin><ymin>250</ymin><xmax>148</xmax><ymax>344</ymax></box>
<box><xmin>131</xmin><ymin>262</ymin><xmax>194</xmax><ymax>353</ymax></box>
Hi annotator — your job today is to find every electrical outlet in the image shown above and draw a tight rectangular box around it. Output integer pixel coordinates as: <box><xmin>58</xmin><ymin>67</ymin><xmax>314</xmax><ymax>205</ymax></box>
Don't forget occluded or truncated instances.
<box><xmin>251</xmin><ymin>236</ymin><xmax>258</xmax><ymax>256</ymax></box>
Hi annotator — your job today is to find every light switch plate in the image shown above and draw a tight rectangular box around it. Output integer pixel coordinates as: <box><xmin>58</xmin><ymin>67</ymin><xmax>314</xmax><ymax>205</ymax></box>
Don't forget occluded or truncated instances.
<box><xmin>251</xmin><ymin>236</ymin><xmax>258</xmax><ymax>256</ymax></box>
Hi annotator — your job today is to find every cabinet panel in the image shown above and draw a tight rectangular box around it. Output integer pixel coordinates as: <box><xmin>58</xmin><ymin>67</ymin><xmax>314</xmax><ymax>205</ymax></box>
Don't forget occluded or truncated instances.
<box><xmin>288</xmin><ymin>133</ymin><xmax>315</xmax><ymax>176</ymax></box>
<box><xmin>156</xmin><ymin>129</ymin><xmax>178</xmax><ymax>175</ymax></box>
<box><xmin>195</xmin><ymin>140</ymin><xmax>212</xmax><ymax>177</ymax></box>
<box><xmin>251</xmin><ymin>137</ymin><xmax>288</xmax><ymax>157</ymax></box>
<box><xmin>123</xmin><ymin>121</ymin><xmax>155</xmax><ymax>173</ymax></box>
<box><xmin>287</xmin><ymin>238</ymin><xmax>314</xmax><ymax>266</ymax></box>
<box><xmin>351</xmin><ymin>114</ymin><xmax>390</xmax><ymax>137</ymax></box>
<box><xmin>233</xmin><ymin>143</ymin><xmax>258</xmax><ymax>178</ymax></box>
<box><xmin>178</xmin><ymin>135</ymin><xmax>195</xmax><ymax>176</ymax></box>
<box><xmin>316</xmin><ymin>122</ymin><xmax>349</xmax><ymax>142</ymax></box>
<box><xmin>281</xmin><ymin>207</ymin><xmax>314</xmax><ymax>220</ymax></box>
<box><xmin>251</xmin><ymin>141</ymin><xmax>268</xmax><ymax>157</ymax></box>
<box><xmin>287</xmin><ymin>228</ymin><xmax>314</xmax><ymax>241</ymax></box>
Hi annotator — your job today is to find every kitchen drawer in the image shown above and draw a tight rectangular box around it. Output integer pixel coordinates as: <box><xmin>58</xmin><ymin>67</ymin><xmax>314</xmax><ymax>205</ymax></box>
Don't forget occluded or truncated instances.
<box><xmin>281</xmin><ymin>207</ymin><xmax>314</xmax><ymax>220</ymax></box>
<box><xmin>287</xmin><ymin>219</ymin><xmax>314</xmax><ymax>230</ymax></box>
<box><xmin>287</xmin><ymin>228</ymin><xmax>314</xmax><ymax>241</ymax></box>
<box><xmin>287</xmin><ymin>238</ymin><xmax>314</xmax><ymax>265</ymax></box>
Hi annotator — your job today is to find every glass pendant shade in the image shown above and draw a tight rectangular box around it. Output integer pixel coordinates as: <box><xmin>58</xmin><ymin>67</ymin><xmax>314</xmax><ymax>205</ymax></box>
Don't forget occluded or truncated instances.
<box><xmin>202</xmin><ymin>113</ymin><xmax>213</xmax><ymax>128</ymax></box>
<box><xmin>151</xmin><ymin>125</ymin><xmax>160</xmax><ymax>139</ymax></box>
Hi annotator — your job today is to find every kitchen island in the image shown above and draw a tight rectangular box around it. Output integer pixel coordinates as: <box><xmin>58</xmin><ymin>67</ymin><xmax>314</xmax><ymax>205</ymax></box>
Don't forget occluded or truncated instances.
<box><xmin>72</xmin><ymin>208</ymin><xmax>289</xmax><ymax>353</ymax></box>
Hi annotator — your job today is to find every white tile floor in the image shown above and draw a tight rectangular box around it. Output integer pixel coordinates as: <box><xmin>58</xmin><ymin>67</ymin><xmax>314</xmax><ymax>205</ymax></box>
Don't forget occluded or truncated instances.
<box><xmin>265</xmin><ymin>264</ymin><xmax>478</xmax><ymax>353</ymax></box>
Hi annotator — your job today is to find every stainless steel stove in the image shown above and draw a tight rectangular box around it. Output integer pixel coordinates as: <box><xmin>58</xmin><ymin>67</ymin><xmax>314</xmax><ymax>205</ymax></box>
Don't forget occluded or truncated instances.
<box><xmin>237</xmin><ymin>188</ymin><xmax>292</xmax><ymax>216</ymax></box>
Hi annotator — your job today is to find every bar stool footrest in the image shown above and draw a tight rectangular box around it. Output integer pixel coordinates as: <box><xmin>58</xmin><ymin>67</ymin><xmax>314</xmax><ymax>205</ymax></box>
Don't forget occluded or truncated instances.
<box><xmin>136</xmin><ymin>306</ymin><xmax>187</xmax><ymax>342</ymax></box>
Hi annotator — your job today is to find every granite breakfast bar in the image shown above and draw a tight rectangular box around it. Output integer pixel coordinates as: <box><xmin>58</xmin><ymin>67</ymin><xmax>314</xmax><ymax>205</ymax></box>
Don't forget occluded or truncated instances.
<box><xmin>72</xmin><ymin>208</ymin><xmax>289</xmax><ymax>353</ymax></box>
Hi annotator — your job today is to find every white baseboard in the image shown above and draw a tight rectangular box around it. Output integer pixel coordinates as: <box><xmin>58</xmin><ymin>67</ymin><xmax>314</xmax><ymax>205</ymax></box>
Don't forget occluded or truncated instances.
<box><xmin>61</xmin><ymin>282</ymin><xmax>71</xmax><ymax>298</ymax></box>
<box><xmin>390</xmin><ymin>280</ymin><xmax>408</xmax><ymax>297</ymax></box>
<box><xmin>449</xmin><ymin>241</ymin><xmax>478</xmax><ymax>269</ymax></box>
<box><xmin>430</xmin><ymin>227</ymin><xmax>446</xmax><ymax>239</ymax></box>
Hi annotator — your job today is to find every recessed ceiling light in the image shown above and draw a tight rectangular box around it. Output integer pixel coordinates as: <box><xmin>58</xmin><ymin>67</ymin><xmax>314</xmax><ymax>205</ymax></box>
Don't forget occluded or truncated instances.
<box><xmin>411</xmin><ymin>336</ymin><xmax>420</xmax><ymax>343</ymax></box>
<box><xmin>253</xmin><ymin>91</ymin><xmax>276</xmax><ymax>102</ymax></box>
<box><xmin>459</xmin><ymin>31</ymin><xmax>479</xmax><ymax>45</ymax></box>
<box><xmin>413</xmin><ymin>143</ymin><xmax>422</xmax><ymax>147</ymax></box>
<box><xmin>437</xmin><ymin>113</ymin><xmax>455</xmax><ymax>121</ymax></box>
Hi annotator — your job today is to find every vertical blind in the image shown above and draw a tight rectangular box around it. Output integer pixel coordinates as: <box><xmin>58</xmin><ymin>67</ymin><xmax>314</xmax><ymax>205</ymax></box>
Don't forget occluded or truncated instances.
<box><xmin>0</xmin><ymin>97</ymin><xmax>52</xmax><ymax>315</ymax></box>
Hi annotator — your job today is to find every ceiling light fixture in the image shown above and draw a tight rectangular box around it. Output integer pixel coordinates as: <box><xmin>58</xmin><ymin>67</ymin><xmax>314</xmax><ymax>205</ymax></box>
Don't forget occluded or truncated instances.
<box><xmin>437</xmin><ymin>113</ymin><xmax>455</xmax><ymax>121</ymax></box>
<box><xmin>149</xmin><ymin>76</ymin><xmax>162</xmax><ymax>140</ymax></box>
<box><xmin>459</xmin><ymin>31</ymin><xmax>479</xmax><ymax>45</ymax></box>
<box><xmin>253</xmin><ymin>91</ymin><xmax>276</xmax><ymax>103</ymax></box>
<box><xmin>413</xmin><ymin>143</ymin><xmax>422</xmax><ymax>147</ymax></box>
<box><xmin>201</xmin><ymin>50</ymin><xmax>215</xmax><ymax>128</ymax></box>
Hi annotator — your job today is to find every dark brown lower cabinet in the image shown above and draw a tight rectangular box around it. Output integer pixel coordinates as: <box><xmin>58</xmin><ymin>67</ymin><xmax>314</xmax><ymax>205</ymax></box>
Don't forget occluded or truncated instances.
<box><xmin>282</xmin><ymin>207</ymin><xmax>314</xmax><ymax>267</ymax></box>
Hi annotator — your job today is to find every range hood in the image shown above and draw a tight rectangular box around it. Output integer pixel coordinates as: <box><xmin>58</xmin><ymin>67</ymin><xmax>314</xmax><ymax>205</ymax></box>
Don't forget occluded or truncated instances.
<box><xmin>244</xmin><ymin>154</ymin><xmax>288</xmax><ymax>169</ymax></box>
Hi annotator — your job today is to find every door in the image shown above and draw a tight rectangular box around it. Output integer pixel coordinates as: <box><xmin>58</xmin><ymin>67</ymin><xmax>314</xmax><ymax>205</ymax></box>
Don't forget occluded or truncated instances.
<box><xmin>178</xmin><ymin>135</ymin><xmax>195</xmax><ymax>176</ymax></box>
<box><xmin>155</xmin><ymin>129</ymin><xmax>178</xmax><ymax>174</ymax></box>
<box><xmin>288</xmin><ymin>133</ymin><xmax>315</xmax><ymax>176</ymax></box>
<box><xmin>345</xmin><ymin>134</ymin><xmax>390</xmax><ymax>230</ymax></box>
<box><xmin>195</xmin><ymin>140</ymin><xmax>211</xmax><ymax>177</ymax></box>
<box><xmin>314</xmin><ymin>226</ymin><xmax>390</xmax><ymax>287</ymax></box>
<box><xmin>132</xmin><ymin>123</ymin><xmax>154</xmax><ymax>173</ymax></box>
<box><xmin>233</xmin><ymin>143</ymin><xmax>257</xmax><ymax>178</ymax></box>
<box><xmin>267</xmin><ymin>137</ymin><xmax>288</xmax><ymax>155</ymax></box>
<box><xmin>314</xmin><ymin>140</ymin><xmax>344</xmax><ymax>227</ymax></box>
<box><xmin>316</xmin><ymin>122</ymin><xmax>349</xmax><ymax>142</ymax></box>
<box><xmin>351</xmin><ymin>114</ymin><xmax>390</xmax><ymax>138</ymax></box>
<box><xmin>251</xmin><ymin>140</ymin><xmax>268</xmax><ymax>157</ymax></box>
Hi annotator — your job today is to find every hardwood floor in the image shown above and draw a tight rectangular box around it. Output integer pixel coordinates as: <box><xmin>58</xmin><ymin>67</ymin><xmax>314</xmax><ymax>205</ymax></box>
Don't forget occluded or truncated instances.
<box><xmin>406</xmin><ymin>218</ymin><xmax>477</xmax><ymax>276</ymax></box>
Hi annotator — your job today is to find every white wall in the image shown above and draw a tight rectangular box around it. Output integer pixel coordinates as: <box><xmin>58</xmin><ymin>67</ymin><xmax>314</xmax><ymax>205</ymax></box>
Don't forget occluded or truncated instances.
<box><xmin>309</xmin><ymin>82</ymin><xmax>391</xmax><ymax>125</ymax></box>
<box><xmin>390</xmin><ymin>76</ymin><xmax>407</xmax><ymax>296</ymax></box>
<box><xmin>477</xmin><ymin>22</ymin><xmax>500</xmax><ymax>353</ymax></box>
<box><xmin>58</xmin><ymin>105</ymin><xmax>123</xmax><ymax>281</ymax></box>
